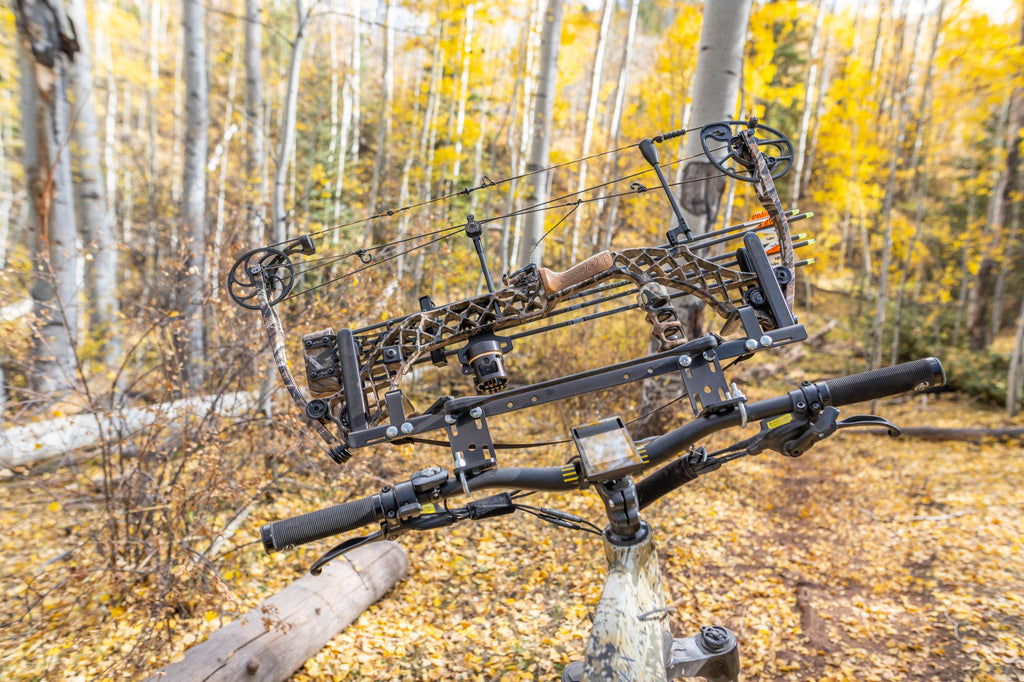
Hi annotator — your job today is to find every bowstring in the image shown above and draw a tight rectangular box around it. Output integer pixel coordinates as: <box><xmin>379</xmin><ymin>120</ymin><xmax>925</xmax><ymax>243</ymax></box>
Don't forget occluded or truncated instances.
<box><xmin>280</xmin><ymin>142</ymin><xmax>731</xmax><ymax>299</ymax></box>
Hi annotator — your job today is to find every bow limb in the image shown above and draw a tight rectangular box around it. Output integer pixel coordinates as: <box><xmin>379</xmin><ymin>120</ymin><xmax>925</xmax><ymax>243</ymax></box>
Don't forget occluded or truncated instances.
<box><xmin>254</xmin><ymin>269</ymin><xmax>351</xmax><ymax>462</ymax></box>
<box><xmin>738</xmin><ymin>128</ymin><xmax>795</xmax><ymax>309</ymax></box>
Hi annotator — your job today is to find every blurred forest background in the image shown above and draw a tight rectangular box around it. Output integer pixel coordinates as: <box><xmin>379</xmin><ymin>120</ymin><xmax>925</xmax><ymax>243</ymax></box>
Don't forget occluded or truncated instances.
<box><xmin>1</xmin><ymin>0</ymin><xmax>1023</xmax><ymax>679</ymax></box>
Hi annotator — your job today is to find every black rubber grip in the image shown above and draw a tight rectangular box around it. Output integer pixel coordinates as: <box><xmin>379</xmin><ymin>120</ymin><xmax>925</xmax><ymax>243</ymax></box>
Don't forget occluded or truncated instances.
<box><xmin>261</xmin><ymin>495</ymin><xmax>379</xmax><ymax>553</ymax></box>
<box><xmin>821</xmin><ymin>357</ymin><xmax>945</xmax><ymax>407</ymax></box>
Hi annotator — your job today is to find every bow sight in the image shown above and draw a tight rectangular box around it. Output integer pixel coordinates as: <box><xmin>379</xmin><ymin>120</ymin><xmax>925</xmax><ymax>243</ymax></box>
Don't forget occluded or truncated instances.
<box><xmin>228</xmin><ymin>118</ymin><xmax>811</xmax><ymax>474</ymax></box>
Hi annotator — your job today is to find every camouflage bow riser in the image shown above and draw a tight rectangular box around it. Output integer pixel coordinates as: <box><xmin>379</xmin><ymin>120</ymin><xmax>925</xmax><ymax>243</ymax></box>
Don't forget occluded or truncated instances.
<box><xmin>234</xmin><ymin>119</ymin><xmax>807</xmax><ymax>464</ymax></box>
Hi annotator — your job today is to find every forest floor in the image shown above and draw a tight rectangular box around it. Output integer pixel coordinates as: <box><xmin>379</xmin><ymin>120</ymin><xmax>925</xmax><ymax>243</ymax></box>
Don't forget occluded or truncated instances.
<box><xmin>1</xmin><ymin>358</ymin><xmax>1022</xmax><ymax>680</ymax></box>
<box><xmin>290</xmin><ymin>396</ymin><xmax>1024</xmax><ymax>682</ymax></box>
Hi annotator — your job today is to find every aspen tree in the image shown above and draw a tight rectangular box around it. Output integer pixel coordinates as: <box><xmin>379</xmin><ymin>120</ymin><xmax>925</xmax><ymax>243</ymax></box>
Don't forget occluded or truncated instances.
<box><xmin>520</xmin><ymin>0</ymin><xmax>564</xmax><ymax>269</ymax></box>
<box><xmin>14</xmin><ymin>0</ymin><xmax>80</xmax><ymax>396</ymax></box>
<box><xmin>181</xmin><ymin>0</ymin><xmax>209</xmax><ymax>389</ymax></box>
<box><xmin>67</xmin><ymin>0</ymin><xmax>119</xmax><ymax>369</ymax></box>
<box><xmin>244</xmin><ymin>0</ymin><xmax>265</xmax><ymax>243</ymax></box>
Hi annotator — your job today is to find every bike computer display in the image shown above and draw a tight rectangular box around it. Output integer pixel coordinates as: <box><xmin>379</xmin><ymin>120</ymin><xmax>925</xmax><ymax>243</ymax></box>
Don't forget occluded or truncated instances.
<box><xmin>571</xmin><ymin>417</ymin><xmax>644</xmax><ymax>482</ymax></box>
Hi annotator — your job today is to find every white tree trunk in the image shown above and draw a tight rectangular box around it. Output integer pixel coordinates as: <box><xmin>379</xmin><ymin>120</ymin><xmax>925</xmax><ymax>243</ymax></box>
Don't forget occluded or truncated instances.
<box><xmin>678</xmin><ymin>0</ymin><xmax>752</xmax><ymax>237</ymax></box>
<box><xmin>890</xmin><ymin>0</ymin><xmax>946</xmax><ymax>365</ymax></box>
<box><xmin>520</xmin><ymin>0</ymin><xmax>564</xmax><ymax>269</ymax></box>
<box><xmin>451</xmin><ymin>4</ymin><xmax>475</xmax><ymax>183</ymax></box>
<box><xmin>367</xmin><ymin>0</ymin><xmax>394</xmax><ymax>234</ymax></box>
<box><xmin>67</xmin><ymin>0</ymin><xmax>119</xmax><ymax>369</ymax></box>
<box><xmin>181</xmin><ymin>0</ymin><xmax>209</xmax><ymax>390</ymax></box>
<box><xmin>212</xmin><ymin>35</ymin><xmax>241</xmax><ymax>293</ymax></box>
<box><xmin>244</xmin><ymin>0</ymin><xmax>266</xmax><ymax>244</ymax></box>
<box><xmin>570</xmin><ymin>0</ymin><xmax>613</xmax><ymax>261</ymax></box>
<box><xmin>636</xmin><ymin>0</ymin><xmax>751</xmax><ymax>438</ymax></box>
<box><xmin>349</xmin><ymin>0</ymin><xmax>361</xmax><ymax>167</ymax></box>
<box><xmin>15</xmin><ymin>0</ymin><xmax>80</xmax><ymax>396</ymax></box>
<box><xmin>869</xmin><ymin>7</ymin><xmax>924</xmax><ymax>372</ymax></box>
<box><xmin>1008</xmin><ymin>295</ymin><xmax>1024</xmax><ymax>417</ymax></box>
<box><xmin>600</xmin><ymin>0</ymin><xmax>639</xmax><ymax>251</ymax></box>
<box><xmin>272</xmin><ymin>0</ymin><xmax>310</xmax><ymax>244</ymax></box>
<box><xmin>791</xmin><ymin>0</ymin><xmax>824</xmax><ymax>204</ymax></box>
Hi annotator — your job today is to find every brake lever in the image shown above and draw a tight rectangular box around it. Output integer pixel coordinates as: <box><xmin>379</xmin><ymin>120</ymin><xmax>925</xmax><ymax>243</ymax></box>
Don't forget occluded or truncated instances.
<box><xmin>836</xmin><ymin>414</ymin><xmax>903</xmax><ymax>437</ymax></box>
<box><xmin>310</xmin><ymin>529</ymin><xmax>387</xmax><ymax>575</ymax></box>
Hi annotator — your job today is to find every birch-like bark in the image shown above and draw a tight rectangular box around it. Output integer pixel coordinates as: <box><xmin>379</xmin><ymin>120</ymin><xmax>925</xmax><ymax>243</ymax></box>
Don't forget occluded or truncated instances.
<box><xmin>147</xmin><ymin>1</ymin><xmax>162</xmax><ymax>200</ymax></box>
<box><xmin>244</xmin><ymin>0</ymin><xmax>265</xmax><ymax>243</ymax></box>
<box><xmin>0</xmin><ymin>103</ymin><xmax>12</xmax><ymax>269</ymax></box>
<box><xmin>952</xmin><ymin>194</ymin><xmax>975</xmax><ymax>349</ymax></box>
<box><xmin>499</xmin><ymin>2</ymin><xmax>536</xmax><ymax>269</ymax></box>
<box><xmin>397</xmin><ymin>16</ymin><xmax>444</xmax><ymax>279</ymax></box>
<box><xmin>891</xmin><ymin>0</ymin><xmax>946</xmax><ymax>365</ymax></box>
<box><xmin>791</xmin><ymin>0</ymin><xmax>824</xmax><ymax>204</ymax></box>
<box><xmin>0</xmin><ymin>106</ymin><xmax>10</xmax><ymax>412</ymax></box>
<box><xmin>181</xmin><ymin>0</ymin><xmax>209</xmax><ymax>390</ymax></box>
<box><xmin>966</xmin><ymin>8</ymin><xmax>1023</xmax><ymax>351</ymax></box>
<box><xmin>869</xmin><ymin>7</ymin><xmax>922</xmax><ymax>372</ymax></box>
<box><xmin>451</xmin><ymin>5</ymin><xmax>475</xmax><ymax>182</ymax></box>
<box><xmin>1008</xmin><ymin>293</ymin><xmax>1024</xmax><ymax>416</ymax></box>
<box><xmin>367</xmin><ymin>0</ymin><xmax>394</xmax><ymax>239</ymax></box>
<box><xmin>519</xmin><ymin>0</ymin><xmax>564</xmax><ymax>269</ymax></box>
<box><xmin>326</xmin><ymin>15</ymin><xmax>341</xmax><ymax>224</ymax></box>
<box><xmin>349</xmin><ymin>0</ymin><xmax>361</xmax><ymax>167</ymax></box>
<box><xmin>15</xmin><ymin>0</ymin><xmax>80</xmax><ymax>396</ymax></box>
<box><xmin>675</xmin><ymin>0</ymin><xmax>752</xmax><ymax>333</ymax></box>
<box><xmin>600</xmin><ymin>0</ymin><xmax>640</xmax><ymax>251</ymax></box>
<box><xmin>271</xmin><ymin>0</ymin><xmax>309</xmax><ymax>244</ymax></box>
<box><xmin>67</xmin><ymin>0</ymin><xmax>119</xmax><ymax>367</ymax></box>
<box><xmin>991</xmin><ymin>204</ymin><xmax>1020</xmax><ymax>343</ymax></box>
<box><xmin>212</xmin><ymin>36</ymin><xmax>241</xmax><ymax>293</ymax></box>
<box><xmin>569</xmin><ymin>0</ymin><xmax>612</xmax><ymax>261</ymax></box>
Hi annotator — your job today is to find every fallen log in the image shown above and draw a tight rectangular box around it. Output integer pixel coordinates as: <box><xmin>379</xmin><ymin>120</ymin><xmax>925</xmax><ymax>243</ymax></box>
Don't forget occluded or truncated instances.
<box><xmin>862</xmin><ymin>426</ymin><xmax>1024</xmax><ymax>443</ymax></box>
<box><xmin>0</xmin><ymin>391</ymin><xmax>256</xmax><ymax>468</ymax></box>
<box><xmin>146</xmin><ymin>541</ymin><xmax>408</xmax><ymax>682</ymax></box>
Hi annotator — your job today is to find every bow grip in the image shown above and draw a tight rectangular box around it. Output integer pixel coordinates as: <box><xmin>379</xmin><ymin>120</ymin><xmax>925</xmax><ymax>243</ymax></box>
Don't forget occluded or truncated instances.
<box><xmin>538</xmin><ymin>251</ymin><xmax>615</xmax><ymax>295</ymax></box>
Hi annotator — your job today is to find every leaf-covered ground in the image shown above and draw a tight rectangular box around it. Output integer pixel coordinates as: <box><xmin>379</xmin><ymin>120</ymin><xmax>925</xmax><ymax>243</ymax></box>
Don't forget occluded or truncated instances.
<box><xmin>283</xmin><ymin>397</ymin><xmax>1023</xmax><ymax>681</ymax></box>
<box><xmin>2</xmin><ymin>394</ymin><xmax>1021</xmax><ymax>681</ymax></box>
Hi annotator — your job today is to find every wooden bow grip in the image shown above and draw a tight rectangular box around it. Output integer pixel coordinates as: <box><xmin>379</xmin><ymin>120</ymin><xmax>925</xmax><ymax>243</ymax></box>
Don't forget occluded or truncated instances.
<box><xmin>538</xmin><ymin>251</ymin><xmax>615</xmax><ymax>296</ymax></box>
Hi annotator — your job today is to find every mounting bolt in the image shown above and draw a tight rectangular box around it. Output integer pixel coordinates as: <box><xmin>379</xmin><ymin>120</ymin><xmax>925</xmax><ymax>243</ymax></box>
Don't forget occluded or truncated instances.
<box><xmin>386</xmin><ymin>425</ymin><xmax>399</xmax><ymax>438</ymax></box>
<box><xmin>699</xmin><ymin>625</ymin><xmax>730</xmax><ymax>653</ymax></box>
<box><xmin>400</xmin><ymin>422</ymin><xmax>414</xmax><ymax>435</ymax></box>
<box><xmin>759</xmin><ymin>334</ymin><xmax>774</xmax><ymax>347</ymax></box>
<box><xmin>469</xmin><ymin>407</ymin><xmax>483</xmax><ymax>419</ymax></box>
<box><xmin>744</xmin><ymin>338</ymin><xmax>759</xmax><ymax>352</ymax></box>
<box><xmin>678</xmin><ymin>355</ymin><xmax>692</xmax><ymax>368</ymax></box>
<box><xmin>703</xmin><ymin>350</ymin><xmax>717</xmax><ymax>362</ymax></box>
<box><xmin>444</xmin><ymin>414</ymin><xmax>457</xmax><ymax>425</ymax></box>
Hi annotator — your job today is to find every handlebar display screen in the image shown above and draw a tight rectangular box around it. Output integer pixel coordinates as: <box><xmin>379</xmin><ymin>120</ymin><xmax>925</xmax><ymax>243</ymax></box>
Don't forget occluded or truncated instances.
<box><xmin>571</xmin><ymin>417</ymin><xmax>644</xmax><ymax>482</ymax></box>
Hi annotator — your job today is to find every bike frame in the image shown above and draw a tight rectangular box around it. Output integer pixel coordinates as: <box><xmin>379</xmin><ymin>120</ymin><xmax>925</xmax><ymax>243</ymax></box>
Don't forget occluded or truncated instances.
<box><xmin>562</xmin><ymin>478</ymin><xmax>740</xmax><ymax>682</ymax></box>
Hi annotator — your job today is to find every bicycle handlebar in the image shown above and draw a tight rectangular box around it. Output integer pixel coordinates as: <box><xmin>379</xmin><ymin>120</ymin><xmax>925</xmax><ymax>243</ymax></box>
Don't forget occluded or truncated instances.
<box><xmin>261</xmin><ymin>495</ymin><xmax>378</xmax><ymax>552</ymax></box>
<box><xmin>261</xmin><ymin>358</ymin><xmax>945</xmax><ymax>553</ymax></box>
<box><xmin>819</xmin><ymin>357</ymin><xmax>944</xmax><ymax>407</ymax></box>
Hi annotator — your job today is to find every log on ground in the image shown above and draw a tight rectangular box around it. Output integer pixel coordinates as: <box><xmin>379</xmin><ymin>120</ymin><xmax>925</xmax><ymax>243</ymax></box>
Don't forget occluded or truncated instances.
<box><xmin>146</xmin><ymin>541</ymin><xmax>408</xmax><ymax>682</ymax></box>
<box><xmin>0</xmin><ymin>391</ymin><xmax>256</xmax><ymax>468</ymax></box>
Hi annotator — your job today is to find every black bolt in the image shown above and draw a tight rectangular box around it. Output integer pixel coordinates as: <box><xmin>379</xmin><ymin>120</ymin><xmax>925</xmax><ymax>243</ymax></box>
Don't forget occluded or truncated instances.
<box><xmin>700</xmin><ymin>626</ymin><xmax>730</xmax><ymax>652</ymax></box>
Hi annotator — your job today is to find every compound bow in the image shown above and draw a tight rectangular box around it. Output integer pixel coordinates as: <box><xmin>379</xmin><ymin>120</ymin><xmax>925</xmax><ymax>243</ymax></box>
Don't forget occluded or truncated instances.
<box><xmin>228</xmin><ymin>118</ymin><xmax>810</xmax><ymax>478</ymax></box>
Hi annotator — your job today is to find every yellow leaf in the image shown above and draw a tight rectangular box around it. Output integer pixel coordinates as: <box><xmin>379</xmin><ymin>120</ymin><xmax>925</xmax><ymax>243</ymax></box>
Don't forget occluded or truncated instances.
<box><xmin>48</xmin><ymin>501</ymin><xmax>60</xmax><ymax>512</ymax></box>
<box><xmin>205</xmin><ymin>610</ymin><xmax>217</xmax><ymax>623</ymax></box>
